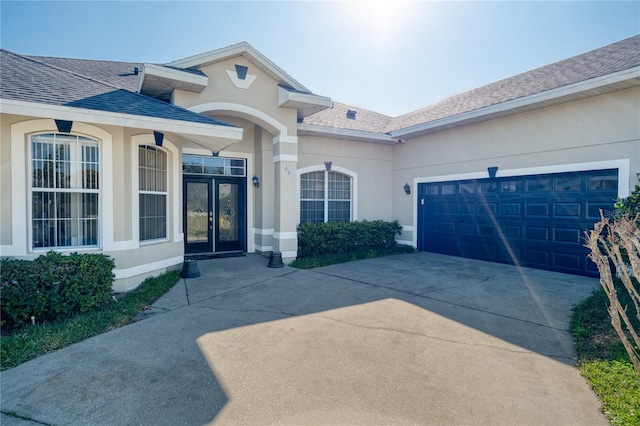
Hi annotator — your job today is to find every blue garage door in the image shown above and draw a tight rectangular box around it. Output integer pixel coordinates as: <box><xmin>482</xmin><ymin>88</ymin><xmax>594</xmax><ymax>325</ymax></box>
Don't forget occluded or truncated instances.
<box><xmin>417</xmin><ymin>169</ymin><xmax>618</xmax><ymax>277</ymax></box>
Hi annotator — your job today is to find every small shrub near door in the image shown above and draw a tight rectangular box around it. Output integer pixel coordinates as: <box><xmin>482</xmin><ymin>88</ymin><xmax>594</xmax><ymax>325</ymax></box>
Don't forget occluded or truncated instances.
<box><xmin>297</xmin><ymin>220</ymin><xmax>403</xmax><ymax>257</ymax></box>
<box><xmin>1</xmin><ymin>251</ymin><xmax>115</xmax><ymax>329</ymax></box>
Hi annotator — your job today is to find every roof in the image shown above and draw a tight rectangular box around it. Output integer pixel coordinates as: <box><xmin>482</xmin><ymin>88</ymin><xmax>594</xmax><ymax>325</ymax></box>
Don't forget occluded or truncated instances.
<box><xmin>169</xmin><ymin>41</ymin><xmax>311</xmax><ymax>93</ymax></box>
<box><xmin>0</xmin><ymin>50</ymin><xmax>234</xmax><ymax>128</ymax></box>
<box><xmin>305</xmin><ymin>34</ymin><xmax>640</xmax><ymax>135</ymax></box>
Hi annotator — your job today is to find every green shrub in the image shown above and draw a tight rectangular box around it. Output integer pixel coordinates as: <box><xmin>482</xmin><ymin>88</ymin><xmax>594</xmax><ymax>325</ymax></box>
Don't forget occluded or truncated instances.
<box><xmin>297</xmin><ymin>220</ymin><xmax>402</xmax><ymax>258</ymax></box>
<box><xmin>1</xmin><ymin>251</ymin><xmax>115</xmax><ymax>329</ymax></box>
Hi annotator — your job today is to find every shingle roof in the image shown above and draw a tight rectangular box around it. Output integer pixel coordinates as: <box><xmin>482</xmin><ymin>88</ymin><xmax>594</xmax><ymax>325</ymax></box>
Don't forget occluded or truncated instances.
<box><xmin>0</xmin><ymin>50</ymin><xmax>234</xmax><ymax>127</ymax></box>
<box><xmin>305</xmin><ymin>34</ymin><xmax>640</xmax><ymax>134</ymax></box>
<box><xmin>302</xmin><ymin>101</ymin><xmax>392</xmax><ymax>133</ymax></box>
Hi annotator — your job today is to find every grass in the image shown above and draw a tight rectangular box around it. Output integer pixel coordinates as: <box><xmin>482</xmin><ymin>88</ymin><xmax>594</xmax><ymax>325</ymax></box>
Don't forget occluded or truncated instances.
<box><xmin>570</xmin><ymin>283</ymin><xmax>640</xmax><ymax>425</ymax></box>
<box><xmin>1</xmin><ymin>270</ymin><xmax>180</xmax><ymax>371</ymax></box>
<box><xmin>290</xmin><ymin>245</ymin><xmax>415</xmax><ymax>269</ymax></box>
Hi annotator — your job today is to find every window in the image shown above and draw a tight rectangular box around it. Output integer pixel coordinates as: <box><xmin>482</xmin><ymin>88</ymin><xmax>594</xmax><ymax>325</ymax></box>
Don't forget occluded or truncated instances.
<box><xmin>31</xmin><ymin>133</ymin><xmax>99</xmax><ymax>248</ymax></box>
<box><xmin>139</xmin><ymin>146</ymin><xmax>167</xmax><ymax>241</ymax></box>
<box><xmin>300</xmin><ymin>171</ymin><xmax>352</xmax><ymax>224</ymax></box>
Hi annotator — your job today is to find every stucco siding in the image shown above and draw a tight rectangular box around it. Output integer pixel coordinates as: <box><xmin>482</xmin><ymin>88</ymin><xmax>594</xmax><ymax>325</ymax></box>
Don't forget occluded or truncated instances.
<box><xmin>298</xmin><ymin>135</ymin><xmax>393</xmax><ymax>222</ymax></box>
<box><xmin>173</xmin><ymin>57</ymin><xmax>299</xmax><ymax>135</ymax></box>
<box><xmin>391</xmin><ymin>87</ymin><xmax>640</xmax><ymax>241</ymax></box>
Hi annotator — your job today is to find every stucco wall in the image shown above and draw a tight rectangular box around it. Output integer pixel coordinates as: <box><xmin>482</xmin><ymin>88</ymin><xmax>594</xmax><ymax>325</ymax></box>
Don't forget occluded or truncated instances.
<box><xmin>298</xmin><ymin>135</ymin><xmax>393</xmax><ymax>222</ymax></box>
<box><xmin>173</xmin><ymin>56</ymin><xmax>299</xmax><ymax>136</ymax></box>
<box><xmin>0</xmin><ymin>114</ymin><xmax>186</xmax><ymax>292</ymax></box>
<box><xmin>391</xmin><ymin>87</ymin><xmax>640</xmax><ymax>243</ymax></box>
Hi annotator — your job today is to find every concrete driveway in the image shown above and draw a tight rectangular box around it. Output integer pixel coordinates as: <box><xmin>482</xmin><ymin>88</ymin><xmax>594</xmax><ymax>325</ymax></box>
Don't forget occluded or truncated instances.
<box><xmin>1</xmin><ymin>252</ymin><xmax>607</xmax><ymax>425</ymax></box>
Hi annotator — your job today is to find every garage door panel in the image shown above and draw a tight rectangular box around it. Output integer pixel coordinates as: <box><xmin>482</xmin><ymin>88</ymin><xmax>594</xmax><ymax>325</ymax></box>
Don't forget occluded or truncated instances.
<box><xmin>554</xmin><ymin>202</ymin><xmax>582</xmax><ymax>218</ymax></box>
<box><xmin>417</xmin><ymin>168</ymin><xmax>618</xmax><ymax>277</ymax></box>
<box><xmin>525</xmin><ymin>202</ymin><xmax>551</xmax><ymax>217</ymax></box>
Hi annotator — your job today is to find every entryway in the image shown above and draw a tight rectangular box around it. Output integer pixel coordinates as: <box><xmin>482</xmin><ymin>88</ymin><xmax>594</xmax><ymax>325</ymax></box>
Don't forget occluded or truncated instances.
<box><xmin>183</xmin><ymin>155</ymin><xmax>247</xmax><ymax>255</ymax></box>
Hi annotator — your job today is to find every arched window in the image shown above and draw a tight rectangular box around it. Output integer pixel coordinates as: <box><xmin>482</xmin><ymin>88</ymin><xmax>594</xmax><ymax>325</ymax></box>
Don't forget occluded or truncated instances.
<box><xmin>31</xmin><ymin>133</ymin><xmax>100</xmax><ymax>248</ymax></box>
<box><xmin>300</xmin><ymin>170</ymin><xmax>352</xmax><ymax>224</ymax></box>
<box><xmin>139</xmin><ymin>145</ymin><xmax>167</xmax><ymax>241</ymax></box>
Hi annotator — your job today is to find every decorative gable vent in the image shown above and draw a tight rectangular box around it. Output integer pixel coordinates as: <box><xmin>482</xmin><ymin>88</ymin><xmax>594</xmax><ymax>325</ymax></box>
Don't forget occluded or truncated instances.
<box><xmin>346</xmin><ymin>109</ymin><xmax>357</xmax><ymax>120</ymax></box>
<box><xmin>235</xmin><ymin>64</ymin><xmax>248</xmax><ymax>80</ymax></box>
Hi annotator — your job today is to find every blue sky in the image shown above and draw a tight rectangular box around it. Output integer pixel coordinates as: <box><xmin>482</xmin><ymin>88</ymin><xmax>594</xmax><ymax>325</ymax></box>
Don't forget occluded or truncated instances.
<box><xmin>1</xmin><ymin>1</ymin><xmax>638</xmax><ymax>116</ymax></box>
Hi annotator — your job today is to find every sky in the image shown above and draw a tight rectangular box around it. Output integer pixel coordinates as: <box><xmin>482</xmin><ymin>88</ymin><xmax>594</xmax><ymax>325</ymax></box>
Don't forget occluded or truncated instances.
<box><xmin>1</xmin><ymin>1</ymin><xmax>638</xmax><ymax>117</ymax></box>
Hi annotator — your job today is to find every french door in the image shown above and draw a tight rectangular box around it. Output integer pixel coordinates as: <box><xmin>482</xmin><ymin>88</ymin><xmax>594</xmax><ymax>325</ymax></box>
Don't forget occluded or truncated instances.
<box><xmin>184</xmin><ymin>177</ymin><xmax>245</xmax><ymax>254</ymax></box>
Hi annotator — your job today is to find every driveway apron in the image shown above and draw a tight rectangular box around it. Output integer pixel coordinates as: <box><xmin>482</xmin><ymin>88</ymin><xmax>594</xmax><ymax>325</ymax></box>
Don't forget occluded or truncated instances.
<box><xmin>0</xmin><ymin>252</ymin><xmax>608</xmax><ymax>425</ymax></box>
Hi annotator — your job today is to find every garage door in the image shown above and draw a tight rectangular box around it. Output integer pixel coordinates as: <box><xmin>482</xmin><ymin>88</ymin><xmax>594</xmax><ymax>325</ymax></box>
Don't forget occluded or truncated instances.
<box><xmin>417</xmin><ymin>169</ymin><xmax>619</xmax><ymax>277</ymax></box>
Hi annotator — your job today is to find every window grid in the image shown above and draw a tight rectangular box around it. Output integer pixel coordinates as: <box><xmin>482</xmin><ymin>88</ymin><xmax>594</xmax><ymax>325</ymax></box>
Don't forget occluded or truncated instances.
<box><xmin>139</xmin><ymin>146</ymin><xmax>168</xmax><ymax>241</ymax></box>
<box><xmin>31</xmin><ymin>134</ymin><xmax>100</xmax><ymax>249</ymax></box>
<box><xmin>300</xmin><ymin>171</ymin><xmax>352</xmax><ymax>224</ymax></box>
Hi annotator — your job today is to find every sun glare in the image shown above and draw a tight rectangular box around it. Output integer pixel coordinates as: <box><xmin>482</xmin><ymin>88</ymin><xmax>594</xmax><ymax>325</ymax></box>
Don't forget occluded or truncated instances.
<box><xmin>344</xmin><ymin>0</ymin><xmax>416</xmax><ymax>46</ymax></box>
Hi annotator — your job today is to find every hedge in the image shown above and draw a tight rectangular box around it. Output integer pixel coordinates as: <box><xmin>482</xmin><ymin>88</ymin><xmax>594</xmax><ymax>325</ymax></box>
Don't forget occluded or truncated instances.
<box><xmin>297</xmin><ymin>220</ymin><xmax>402</xmax><ymax>258</ymax></box>
<box><xmin>1</xmin><ymin>251</ymin><xmax>115</xmax><ymax>329</ymax></box>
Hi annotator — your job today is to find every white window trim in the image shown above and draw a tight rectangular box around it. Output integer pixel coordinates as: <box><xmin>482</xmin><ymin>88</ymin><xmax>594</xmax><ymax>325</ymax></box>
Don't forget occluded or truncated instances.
<box><xmin>29</xmin><ymin>133</ymin><xmax>101</xmax><ymax>250</ymax></box>
<box><xmin>131</xmin><ymin>134</ymin><xmax>181</xmax><ymax>246</ymax></box>
<box><xmin>137</xmin><ymin>145</ymin><xmax>169</xmax><ymax>244</ymax></box>
<box><xmin>3</xmin><ymin>119</ymin><xmax>113</xmax><ymax>257</ymax></box>
<box><xmin>297</xmin><ymin>165</ymin><xmax>358</xmax><ymax>224</ymax></box>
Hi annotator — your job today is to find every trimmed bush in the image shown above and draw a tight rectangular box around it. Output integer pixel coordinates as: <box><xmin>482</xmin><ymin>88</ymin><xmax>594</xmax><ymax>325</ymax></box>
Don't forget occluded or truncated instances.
<box><xmin>297</xmin><ymin>220</ymin><xmax>402</xmax><ymax>258</ymax></box>
<box><xmin>1</xmin><ymin>251</ymin><xmax>115</xmax><ymax>329</ymax></box>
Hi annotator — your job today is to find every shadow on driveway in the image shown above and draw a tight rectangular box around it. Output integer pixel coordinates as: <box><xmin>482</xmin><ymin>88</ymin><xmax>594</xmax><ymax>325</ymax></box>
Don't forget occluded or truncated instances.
<box><xmin>0</xmin><ymin>252</ymin><xmax>607</xmax><ymax>425</ymax></box>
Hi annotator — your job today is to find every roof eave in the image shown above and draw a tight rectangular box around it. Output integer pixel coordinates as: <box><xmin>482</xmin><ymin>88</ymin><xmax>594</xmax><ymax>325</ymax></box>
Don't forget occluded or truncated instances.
<box><xmin>168</xmin><ymin>42</ymin><xmax>310</xmax><ymax>93</ymax></box>
<box><xmin>138</xmin><ymin>63</ymin><xmax>208</xmax><ymax>101</ymax></box>
<box><xmin>278</xmin><ymin>87</ymin><xmax>332</xmax><ymax>119</ymax></box>
<box><xmin>391</xmin><ymin>66</ymin><xmax>640</xmax><ymax>139</ymax></box>
<box><xmin>298</xmin><ymin>123</ymin><xmax>395</xmax><ymax>144</ymax></box>
<box><xmin>0</xmin><ymin>98</ymin><xmax>243</xmax><ymax>151</ymax></box>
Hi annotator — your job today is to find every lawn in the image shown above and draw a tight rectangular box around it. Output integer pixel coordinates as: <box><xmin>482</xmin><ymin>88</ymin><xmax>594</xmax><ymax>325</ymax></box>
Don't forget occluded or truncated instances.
<box><xmin>1</xmin><ymin>270</ymin><xmax>181</xmax><ymax>371</ymax></box>
<box><xmin>570</xmin><ymin>284</ymin><xmax>640</xmax><ymax>425</ymax></box>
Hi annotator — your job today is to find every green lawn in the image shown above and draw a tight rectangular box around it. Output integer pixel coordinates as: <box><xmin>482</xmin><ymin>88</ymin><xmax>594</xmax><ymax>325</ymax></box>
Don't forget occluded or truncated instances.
<box><xmin>570</xmin><ymin>285</ymin><xmax>640</xmax><ymax>425</ymax></box>
<box><xmin>1</xmin><ymin>270</ymin><xmax>180</xmax><ymax>371</ymax></box>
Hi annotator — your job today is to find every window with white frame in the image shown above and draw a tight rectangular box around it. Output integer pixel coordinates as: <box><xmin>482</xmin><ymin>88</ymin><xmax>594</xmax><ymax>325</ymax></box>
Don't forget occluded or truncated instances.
<box><xmin>300</xmin><ymin>170</ymin><xmax>352</xmax><ymax>224</ymax></box>
<box><xmin>31</xmin><ymin>133</ymin><xmax>100</xmax><ymax>248</ymax></box>
<box><xmin>139</xmin><ymin>145</ymin><xmax>168</xmax><ymax>241</ymax></box>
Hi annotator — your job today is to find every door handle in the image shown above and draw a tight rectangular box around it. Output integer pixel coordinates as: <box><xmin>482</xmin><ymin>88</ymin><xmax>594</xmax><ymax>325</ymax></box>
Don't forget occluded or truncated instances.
<box><xmin>209</xmin><ymin>212</ymin><xmax>213</xmax><ymax>230</ymax></box>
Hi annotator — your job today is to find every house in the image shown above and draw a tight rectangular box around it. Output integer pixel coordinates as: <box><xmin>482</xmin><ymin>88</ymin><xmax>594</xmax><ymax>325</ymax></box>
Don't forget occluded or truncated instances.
<box><xmin>1</xmin><ymin>35</ymin><xmax>638</xmax><ymax>291</ymax></box>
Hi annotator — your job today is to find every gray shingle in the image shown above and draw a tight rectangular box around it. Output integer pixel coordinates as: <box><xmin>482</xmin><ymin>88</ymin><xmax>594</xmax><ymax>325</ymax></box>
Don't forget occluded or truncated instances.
<box><xmin>0</xmin><ymin>50</ymin><xmax>234</xmax><ymax>127</ymax></box>
<box><xmin>305</xmin><ymin>34</ymin><xmax>640</xmax><ymax>134</ymax></box>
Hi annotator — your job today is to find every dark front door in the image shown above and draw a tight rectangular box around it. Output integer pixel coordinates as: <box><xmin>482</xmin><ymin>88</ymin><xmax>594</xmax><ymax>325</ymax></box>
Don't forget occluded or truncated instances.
<box><xmin>215</xmin><ymin>179</ymin><xmax>245</xmax><ymax>252</ymax></box>
<box><xmin>184</xmin><ymin>176</ymin><xmax>246</xmax><ymax>254</ymax></box>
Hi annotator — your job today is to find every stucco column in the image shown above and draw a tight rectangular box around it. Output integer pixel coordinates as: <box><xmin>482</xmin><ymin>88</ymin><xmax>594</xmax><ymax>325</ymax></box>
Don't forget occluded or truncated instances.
<box><xmin>272</xmin><ymin>134</ymin><xmax>298</xmax><ymax>261</ymax></box>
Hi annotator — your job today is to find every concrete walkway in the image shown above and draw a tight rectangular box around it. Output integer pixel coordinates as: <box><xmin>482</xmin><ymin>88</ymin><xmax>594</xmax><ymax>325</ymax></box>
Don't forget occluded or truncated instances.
<box><xmin>1</xmin><ymin>252</ymin><xmax>607</xmax><ymax>425</ymax></box>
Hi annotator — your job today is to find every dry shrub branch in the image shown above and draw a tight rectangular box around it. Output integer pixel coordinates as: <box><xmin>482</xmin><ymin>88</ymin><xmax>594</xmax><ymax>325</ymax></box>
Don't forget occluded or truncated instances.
<box><xmin>585</xmin><ymin>212</ymin><xmax>640</xmax><ymax>375</ymax></box>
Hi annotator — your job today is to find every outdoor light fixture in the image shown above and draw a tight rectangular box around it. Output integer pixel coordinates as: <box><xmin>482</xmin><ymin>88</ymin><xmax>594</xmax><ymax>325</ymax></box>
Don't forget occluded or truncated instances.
<box><xmin>252</xmin><ymin>176</ymin><xmax>260</xmax><ymax>188</ymax></box>
<box><xmin>404</xmin><ymin>183</ymin><xmax>411</xmax><ymax>195</ymax></box>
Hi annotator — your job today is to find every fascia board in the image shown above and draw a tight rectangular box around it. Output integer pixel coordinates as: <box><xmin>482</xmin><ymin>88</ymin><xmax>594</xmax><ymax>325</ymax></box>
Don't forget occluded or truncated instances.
<box><xmin>278</xmin><ymin>86</ymin><xmax>332</xmax><ymax>108</ymax></box>
<box><xmin>143</xmin><ymin>63</ymin><xmax>208</xmax><ymax>88</ymax></box>
<box><xmin>391</xmin><ymin>66</ymin><xmax>640</xmax><ymax>139</ymax></box>
<box><xmin>298</xmin><ymin>123</ymin><xmax>395</xmax><ymax>144</ymax></box>
<box><xmin>0</xmin><ymin>98</ymin><xmax>243</xmax><ymax>141</ymax></box>
<box><xmin>169</xmin><ymin>41</ymin><xmax>309</xmax><ymax>93</ymax></box>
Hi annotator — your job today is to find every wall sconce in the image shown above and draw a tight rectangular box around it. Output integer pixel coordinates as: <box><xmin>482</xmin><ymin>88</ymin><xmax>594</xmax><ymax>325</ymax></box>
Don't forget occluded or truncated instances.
<box><xmin>252</xmin><ymin>176</ymin><xmax>260</xmax><ymax>188</ymax></box>
<box><xmin>403</xmin><ymin>183</ymin><xmax>411</xmax><ymax>195</ymax></box>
